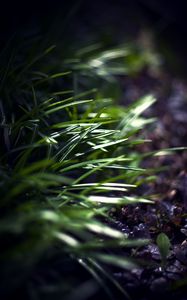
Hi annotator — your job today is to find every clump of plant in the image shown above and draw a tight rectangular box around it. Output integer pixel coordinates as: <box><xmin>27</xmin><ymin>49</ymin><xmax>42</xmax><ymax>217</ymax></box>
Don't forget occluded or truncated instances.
<box><xmin>0</xmin><ymin>38</ymin><xmax>158</xmax><ymax>300</ymax></box>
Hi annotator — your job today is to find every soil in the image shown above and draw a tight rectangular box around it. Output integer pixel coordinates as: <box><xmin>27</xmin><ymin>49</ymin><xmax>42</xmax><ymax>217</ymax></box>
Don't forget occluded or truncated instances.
<box><xmin>111</xmin><ymin>69</ymin><xmax>187</xmax><ymax>300</ymax></box>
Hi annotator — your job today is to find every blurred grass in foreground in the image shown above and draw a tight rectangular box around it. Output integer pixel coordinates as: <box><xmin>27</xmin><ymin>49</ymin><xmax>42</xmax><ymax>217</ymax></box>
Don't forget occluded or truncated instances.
<box><xmin>0</xmin><ymin>35</ymin><xmax>168</xmax><ymax>300</ymax></box>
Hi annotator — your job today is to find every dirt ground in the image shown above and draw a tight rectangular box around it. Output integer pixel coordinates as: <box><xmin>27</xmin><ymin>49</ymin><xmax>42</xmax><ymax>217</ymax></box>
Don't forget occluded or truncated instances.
<box><xmin>112</xmin><ymin>67</ymin><xmax>187</xmax><ymax>300</ymax></box>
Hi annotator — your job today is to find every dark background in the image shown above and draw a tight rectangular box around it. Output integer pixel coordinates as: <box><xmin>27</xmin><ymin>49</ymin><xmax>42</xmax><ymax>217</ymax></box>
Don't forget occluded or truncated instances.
<box><xmin>0</xmin><ymin>0</ymin><xmax>187</xmax><ymax>72</ymax></box>
<box><xmin>0</xmin><ymin>1</ymin><xmax>187</xmax><ymax>37</ymax></box>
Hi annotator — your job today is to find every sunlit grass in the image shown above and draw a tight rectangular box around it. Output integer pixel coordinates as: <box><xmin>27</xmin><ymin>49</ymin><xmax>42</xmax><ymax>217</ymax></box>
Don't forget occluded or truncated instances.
<box><xmin>0</xmin><ymin>39</ymin><xmax>159</xmax><ymax>299</ymax></box>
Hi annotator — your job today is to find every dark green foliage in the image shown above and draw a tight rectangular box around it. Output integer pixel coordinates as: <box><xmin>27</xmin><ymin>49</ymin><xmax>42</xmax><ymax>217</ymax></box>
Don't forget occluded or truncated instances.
<box><xmin>0</xmin><ymin>38</ymin><xmax>157</xmax><ymax>299</ymax></box>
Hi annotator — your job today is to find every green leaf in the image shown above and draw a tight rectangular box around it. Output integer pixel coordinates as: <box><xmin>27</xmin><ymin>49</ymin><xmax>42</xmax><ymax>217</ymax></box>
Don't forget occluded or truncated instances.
<box><xmin>156</xmin><ymin>232</ymin><xmax>171</xmax><ymax>266</ymax></box>
<box><xmin>45</xmin><ymin>99</ymin><xmax>93</xmax><ymax>115</ymax></box>
<box><xmin>95</xmin><ymin>254</ymin><xmax>138</xmax><ymax>270</ymax></box>
<box><xmin>87</xmin><ymin>195</ymin><xmax>153</xmax><ymax>204</ymax></box>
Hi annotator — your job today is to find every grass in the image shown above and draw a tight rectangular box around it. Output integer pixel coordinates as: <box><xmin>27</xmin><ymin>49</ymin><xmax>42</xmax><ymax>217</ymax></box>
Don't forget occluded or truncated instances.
<box><xmin>0</xmin><ymin>36</ymin><xmax>163</xmax><ymax>300</ymax></box>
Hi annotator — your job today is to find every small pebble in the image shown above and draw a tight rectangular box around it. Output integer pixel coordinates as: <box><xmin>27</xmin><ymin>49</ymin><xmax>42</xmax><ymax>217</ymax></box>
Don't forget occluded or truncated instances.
<box><xmin>150</xmin><ymin>277</ymin><xmax>168</xmax><ymax>293</ymax></box>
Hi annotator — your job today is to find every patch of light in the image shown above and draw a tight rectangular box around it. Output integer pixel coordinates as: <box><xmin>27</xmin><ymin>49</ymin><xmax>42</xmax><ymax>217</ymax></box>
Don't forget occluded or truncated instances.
<box><xmin>89</xmin><ymin>59</ymin><xmax>103</xmax><ymax>68</ymax></box>
<box><xmin>101</xmin><ymin>49</ymin><xmax>128</xmax><ymax>60</ymax></box>
<box><xmin>88</xmin><ymin>113</ymin><xmax>109</xmax><ymax>118</ymax></box>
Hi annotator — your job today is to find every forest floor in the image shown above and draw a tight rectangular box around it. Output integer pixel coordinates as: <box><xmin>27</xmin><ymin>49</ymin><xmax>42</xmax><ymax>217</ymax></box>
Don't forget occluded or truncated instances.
<box><xmin>111</xmin><ymin>69</ymin><xmax>187</xmax><ymax>300</ymax></box>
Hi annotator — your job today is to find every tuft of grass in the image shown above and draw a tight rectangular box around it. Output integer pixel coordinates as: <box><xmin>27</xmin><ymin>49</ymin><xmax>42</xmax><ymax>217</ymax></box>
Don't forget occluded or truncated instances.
<box><xmin>0</xmin><ymin>38</ymin><xmax>157</xmax><ymax>299</ymax></box>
